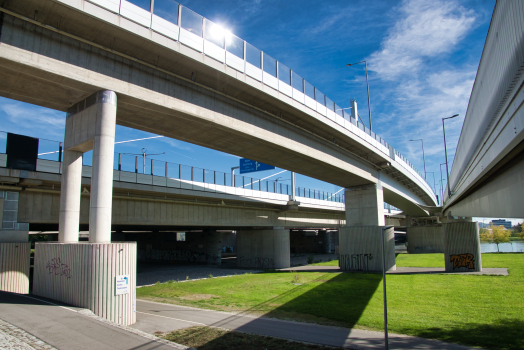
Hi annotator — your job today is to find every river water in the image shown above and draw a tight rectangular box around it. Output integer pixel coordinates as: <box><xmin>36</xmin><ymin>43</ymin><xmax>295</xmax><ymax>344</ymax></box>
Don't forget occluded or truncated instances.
<box><xmin>481</xmin><ymin>241</ymin><xmax>524</xmax><ymax>253</ymax></box>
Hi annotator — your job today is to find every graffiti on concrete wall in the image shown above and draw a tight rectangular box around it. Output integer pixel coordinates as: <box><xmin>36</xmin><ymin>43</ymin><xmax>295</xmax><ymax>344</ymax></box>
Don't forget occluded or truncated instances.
<box><xmin>237</xmin><ymin>256</ymin><xmax>275</xmax><ymax>269</ymax></box>
<box><xmin>138</xmin><ymin>248</ymin><xmax>220</xmax><ymax>264</ymax></box>
<box><xmin>450</xmin><ymin>253</ymin><xmax>475</xmax><ymax>270</ymax></box>
<box><xmin>45</xmin><ymin>258</ymin><xmax>73</xmax><ymax>279</ymax></box>
<box><xmin>339</xmin><ymin>253</ymin><xmax>374</xmax><ymax>271</ymax></box>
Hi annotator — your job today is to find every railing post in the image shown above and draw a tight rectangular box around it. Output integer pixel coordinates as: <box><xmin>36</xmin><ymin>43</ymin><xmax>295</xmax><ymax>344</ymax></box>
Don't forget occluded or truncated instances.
<box><xmin>151</xmin><ymin>159</ymin><xmax>154</xmax><ymax>175</ymax></box>
<box><xmin>118</xmin><ymin>153</ymin><xmax>121</xmax><ymax>171</ymax></box>
<box><xmin>224</xmin><ymin>173</ymin><xmax>226</xmax><ymax>186</ymax></box>
<box><xmin>165</xmin><ymin>162</ymin><xmax>168</xmax><ymax>177</ymax></box>
<box><xmin>242</xmin><ymin>176</ymin><xmax>245</xmax><ymax>188</ymax></box>
<box><xmin>58</xmin><ymin>142</ymin><xmax>63</xmax><ymax>174</ymax></box>
<box><xmin>250</xmin><ymin>178</ymin><xmax>253</xmax><ymax>190</ymax></box>
<box><xmin>191</xmin><ymin>167</ymin><xmax>194</xmax><ymax>181</ymax></box>
<box><xmin>203</xmin><ymin>168</ymin><xmax>205</xmax><ymax>183</ymax></box>
<box><xmin>179</xmin><ymin>164</ymin><xmax>181</xmax><ymax>180</ymax></box>
<box><xmin>214</xmin><ymin>171</ymin><xmax>216</xmax><ymax>185</ymax></box>
<box><xmin>135</xmin><ymin>156</ymin><xmax>138</xmax><ymax>173</ymax></box>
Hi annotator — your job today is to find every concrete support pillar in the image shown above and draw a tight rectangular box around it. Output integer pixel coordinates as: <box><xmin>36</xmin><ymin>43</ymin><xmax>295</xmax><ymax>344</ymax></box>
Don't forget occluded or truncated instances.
<box><xmin>338</xmin><ymin>226</ymin><xmax>396</xmax><ymax>272</ymax></box>
<box><xmin>237</xmin><ymin>229</ymin><xmax>290</xmax><ymax>269</ymax></box>
<box><xmin>345</xmin><ymin>184</ymin><xmax>384</xmax><ymax>226</ymax></box>
<box><xmin>58</xmin><ymin>150</ymin><xmax>83</xmax><ymax>242</ymax></box>
<box><xmin>89</xmin><ymin>97</ymin><xmax>116</xmax><ymax>243</ymax></box>
<box><xmin>58</xmin><ymin>90</ymin><xmax>117</xmax><ymax>243</ymax></box>
<box><xmin>406</xmin><ymin>225</ymin><xmax>444</xmax><ymax>253</ymax></box>
<box><xmin>443</xmin><ymin>221</ymin><xmax>482</xmax><ymax>272</ymax></box>
<box><xmin>202</xmin><ymin>230</ymin><xmax>222</xmax><ymax>265</ymax></box>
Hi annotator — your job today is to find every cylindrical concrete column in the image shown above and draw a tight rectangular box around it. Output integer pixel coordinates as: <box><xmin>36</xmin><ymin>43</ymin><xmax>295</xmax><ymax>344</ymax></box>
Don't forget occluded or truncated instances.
<box><xmin>58</xmin><ymin>149</ymin><xmax>83</xmax><ymax>242</ymax></box>
<box><xmin>89</xmin><ymin>91</ymin><xmax>117</xmax><ymax>243</ymax></box>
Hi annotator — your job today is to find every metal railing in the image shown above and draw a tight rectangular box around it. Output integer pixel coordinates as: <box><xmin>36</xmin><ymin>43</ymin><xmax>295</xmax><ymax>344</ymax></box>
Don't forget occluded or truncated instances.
<box><xmin>67</xmin><ymin>0</ymin><xmax>436</xmax><ymax>201</ymax></box>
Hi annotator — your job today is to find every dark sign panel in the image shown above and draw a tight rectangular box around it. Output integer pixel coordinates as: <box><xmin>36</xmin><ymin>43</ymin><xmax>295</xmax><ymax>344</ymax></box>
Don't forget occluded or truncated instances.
<box><xmin>6</xmin><ymin>133</ymin><xmax>39</xmax><ymax>171</ymax></box>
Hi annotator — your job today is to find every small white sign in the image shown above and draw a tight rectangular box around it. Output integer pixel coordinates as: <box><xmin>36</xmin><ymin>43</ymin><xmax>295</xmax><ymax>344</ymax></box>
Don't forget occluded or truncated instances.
<box><xmin>115</xmin><ymin>275</ymin><xmax>130</xmax><ymax>295</ymax></box>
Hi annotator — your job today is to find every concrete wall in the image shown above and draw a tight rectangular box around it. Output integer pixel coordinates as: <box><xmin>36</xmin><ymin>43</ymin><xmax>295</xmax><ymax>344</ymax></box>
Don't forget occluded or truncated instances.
<box><xmin>237</xmin><ymin>229</ymin><xmax>290</xmax><ymax>269</ymax></box>
<box><xmin>136</xmin><ymin>231</ymin><xmax>221</xmax><ymax>265</ymax></box>
<box><xmin>443</xmin><ymin>222</ymin><xmax>482</xmax><ymax>272</ymax></box>
<box><xmin>407</xmin><ymin>225</ymin><xmax>444</xmax><ymax>254</ymax></box>
<box><xmin>0</xmin><ymin>243</ymin><xmax>30</xmax><ymax>294</ymax></box>
<box><xmin>33</xmin><ymin>242</ymin><xmax>137</xmax><ymax>325</ymax></box>
<box><xmin>17</xmin><ymin>191</ymin><xmax>344</xmax><ymax>228</ymax></box>
<box><xmin>338</xmin><ymin>226</ymin><xmax>396</xmax><ymax>272</ymax></box>
<box><xmin>289</xmin><ymin>230</ymin><xmax>337</xmax><ymax>254</ymax></box>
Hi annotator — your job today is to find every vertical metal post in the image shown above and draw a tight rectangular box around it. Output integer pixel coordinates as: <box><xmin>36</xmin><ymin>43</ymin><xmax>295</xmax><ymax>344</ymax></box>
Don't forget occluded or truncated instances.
<box><xmin>165</xmin><ymin>162</ymin><xmax>168</xmax><ymax>177</ymax></box>
<box><xmin>203</xmin><ymin>168</ymin><xmax>205</xmax><ymax>183</ymax></box>
<box><xmin>118</xmin><ymin>153</ymin><xmax>122</xmax><ymax>171</ymax></box>
<box><xmin>151</xmin><ymin>159</ymin><xmax>154</xmax><ymax>175</ymax></box>
<box><xmin>364</xmin><ymin>60</ymin><xmax>372</xmax><ymax>132</ymax></box>
<box><xmin>214</xmin><ymin>171</ymin><xmax>216</xmax><ymax>185</ymax></box>
<box><xmin>179</xmin><ymin>164</ymin><xmax>182</xmax><ymax>180</ymax></box>
<box><xmin>242</xmin><ymin>176</ymin><xmax>245</xmax><ymax>188</ymax></box>
<box><xmin>191</xmin><ymin>167</ymin><xmax>194</xmax><ymax>181</ymax></box>
<box><xmin>177</xmin><ymin>4</ymin><xmax>182</xmax><ymax>41</ymax></box>
<box><xmin>259</xmin><ymin>179</ymin><xmax>261</xmax><ymax>191</ymax></box>
<box><xmin>251</xmin><ymin>178</ymin><xmax>253</xmax><ymax>190</ymax></box>
<box><xmin>381</xmin><ymin>226</ymin><xmax>391</xmax><ymax>350</ymax></box>
<box><xmin>58</xmin><ymin>142</ymin><xmax>63</xmax><ymax>174</ymax></box>
<box><xmin>290</xmin><ymin>172</ymin><xmax>296</xmax><ymax>200</ymax></box>
<box><xmin>224</xmin><ymin>173</ymin><xmax>226</xmax><ymax>186</ymax></box>
<box><xmin>135</xmin><ymin>156</ymin><xmax>138</xmax><ymax>173</ymax></box>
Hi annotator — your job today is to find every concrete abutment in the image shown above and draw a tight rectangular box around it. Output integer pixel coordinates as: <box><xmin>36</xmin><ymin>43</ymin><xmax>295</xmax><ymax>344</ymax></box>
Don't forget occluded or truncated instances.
<box><xmin>443</xmin><ymin>221</ymin><xmax>482</xmax><ymax>272</ymax></box>
<box><xmin>237</xmin><ymin>229</ymin><xmax>290</xmax><ymax>269</ymax></box>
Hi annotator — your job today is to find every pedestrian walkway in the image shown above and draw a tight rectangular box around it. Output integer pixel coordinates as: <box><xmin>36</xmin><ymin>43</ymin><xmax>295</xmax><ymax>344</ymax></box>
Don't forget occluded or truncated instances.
<box><xmin>0</xmin><ymin>291</ymin><xmax>482</xmax><ymax>349</ymax></box>
<box><xmin>0</xmin><ymin>291</ymin><xmax>187</xmax><ymax>350</ymax></box>
<box><xmin>134</xmin><ymin>299</ymin><xmax>481</xmax><ymax>349</ymax></box>
<box><xmin>278</xmin><ymin>265</ymin><xmax>508</xmax><ymax>275</ymax></box>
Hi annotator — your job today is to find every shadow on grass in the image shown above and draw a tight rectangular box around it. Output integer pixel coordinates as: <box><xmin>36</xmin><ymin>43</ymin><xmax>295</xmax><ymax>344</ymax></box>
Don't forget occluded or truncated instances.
<box><xmin>414</xmin><ymin>318</ymin><xmax>524</xmax><ymax>350</ymax></box>
<box><xmin>197</xmin><ymin>272</ymin><xmax>383</xmax><ymax>348</ymax></box>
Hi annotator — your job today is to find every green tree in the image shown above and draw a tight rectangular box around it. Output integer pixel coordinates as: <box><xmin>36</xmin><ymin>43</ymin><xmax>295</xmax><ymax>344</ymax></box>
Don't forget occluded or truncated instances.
<box><xmin>480</xmin><ymin>224</ymin><xmax>511</xmax><ymax>252</ymax></box>
<box><xmin>518</xmin><ymin>223</ymin><xmax>524</xmax><ymax>240</ymax></box>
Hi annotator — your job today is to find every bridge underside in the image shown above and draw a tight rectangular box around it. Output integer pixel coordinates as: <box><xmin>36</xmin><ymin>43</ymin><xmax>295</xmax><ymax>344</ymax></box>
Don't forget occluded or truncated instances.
<box><xmin>446</xmin><ymin>142</ymin><xmax>524</xmax><ymax>218</ymax></box>
<box><xmin>0</xmin><ymin>8</ymin><xmax>432</xmax><ymax>214</ymax></box>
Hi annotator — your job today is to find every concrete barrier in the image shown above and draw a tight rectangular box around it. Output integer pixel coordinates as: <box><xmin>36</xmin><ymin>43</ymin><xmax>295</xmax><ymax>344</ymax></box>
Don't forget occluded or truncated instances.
<box><xmin>338</xmin><ymin>226</ymin><xmax>396</xmax><ymax>272</ymax></box>
<box><xmin>0</xmin><ymin>242</ymin><xmax>30</xmax><ymax>294</ymax></box>
<box><xmin>33</xmin><ymin>242</ymin><xmax>137</xmax><ymax>325</ymax></box>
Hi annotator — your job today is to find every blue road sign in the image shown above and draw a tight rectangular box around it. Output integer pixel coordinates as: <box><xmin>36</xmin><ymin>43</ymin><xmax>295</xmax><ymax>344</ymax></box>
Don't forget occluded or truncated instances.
<box><xmin>239</xmin><ymin>158</ymin><xmax>275</xmax><ymax>174</ymax></box>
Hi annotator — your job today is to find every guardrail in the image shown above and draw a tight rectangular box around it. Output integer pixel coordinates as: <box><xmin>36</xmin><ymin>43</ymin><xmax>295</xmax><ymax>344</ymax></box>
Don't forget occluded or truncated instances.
<box><xmin>0</xmin><ymin>131</ymin><xmax>406</xmax><ymax>212</ymax></box>
<box><xmin>55</xmin><ymin>0</ymin><xmax>436</xmax><ymax>202</ymax></box>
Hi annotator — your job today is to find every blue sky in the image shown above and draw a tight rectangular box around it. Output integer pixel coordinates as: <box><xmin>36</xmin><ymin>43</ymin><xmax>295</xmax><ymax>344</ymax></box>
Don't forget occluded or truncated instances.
<box><xmin>2</xmin><ymin>0</ymin><xmax>517</xmax><ymax>223</ymax></box>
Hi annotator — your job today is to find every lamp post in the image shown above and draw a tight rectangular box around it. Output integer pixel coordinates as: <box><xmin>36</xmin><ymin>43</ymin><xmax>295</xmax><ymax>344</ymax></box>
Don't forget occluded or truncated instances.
<box><xmin>440</xmin><ymin>163</ymin><xmax>446</xmax><ymax>206</ymax></box>
<box><xmin>346</xmin><ymin>60</ymin><xmax>372</xmax><ymax>132</ymax></box>
<box><xmin>442</xmin><ymin>114</ymin><xmax>459</xmax><ymax>199</ymax></box>
<box><xmin>409</xmin><ymin>139</ymin><xmax>426</xmax><ymax>180</ymax></box>
<box><xmin>426</xmin><ymin>171</ymin><xmax>436</xmax><ymax>194</ymax></box>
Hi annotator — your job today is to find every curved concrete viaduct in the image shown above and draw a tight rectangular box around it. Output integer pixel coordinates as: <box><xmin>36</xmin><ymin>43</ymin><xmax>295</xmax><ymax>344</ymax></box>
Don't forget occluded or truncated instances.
<box><xmin>0</xmin><ymin>0</ymin><xmax>437</xmax><ymax>215</ymax></box>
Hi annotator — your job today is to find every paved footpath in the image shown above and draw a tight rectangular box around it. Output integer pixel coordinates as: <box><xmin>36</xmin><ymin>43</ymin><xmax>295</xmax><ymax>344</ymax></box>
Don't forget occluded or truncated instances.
<box><xmin>134</xmin><ymin>299</ymin><xmax>481</xmax><ymax>349</ymax></box>
<box><xmin>0</xmin><ymin>291</ymin><xmax>187</xmax><ymax>350</ymax></box>
<box><xmin>0</xmin><ymin>291</ymin><xmax>482</xmax><ymax>349</ymax></box>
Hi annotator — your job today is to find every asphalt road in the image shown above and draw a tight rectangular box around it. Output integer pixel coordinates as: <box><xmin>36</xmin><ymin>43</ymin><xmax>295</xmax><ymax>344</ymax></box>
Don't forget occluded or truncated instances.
<box><xmin>133</xmin><ymin>299</ymin><xmax>480</xmax><ymax>349</ymax></box>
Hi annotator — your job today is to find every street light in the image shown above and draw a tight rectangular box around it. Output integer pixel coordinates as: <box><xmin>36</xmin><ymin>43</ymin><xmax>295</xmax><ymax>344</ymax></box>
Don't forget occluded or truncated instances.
<box><xmin>409</xmin><ymin>139</ymin><xmax>426</xmax><ymax>180</ymax></box>
<box><xmin>440</xmin><ymin>163</ymin><xmax>446</xmax><ymax>206</ymax></box>
<box><xmin>346</xmin><ymin>60</ymin><xmax>372</xmax><ymax>132</ymax></box>
<box><xmin>442</xmin><ymin>114</ymin><xmax>459</xmax><ymax>199</ymax></box>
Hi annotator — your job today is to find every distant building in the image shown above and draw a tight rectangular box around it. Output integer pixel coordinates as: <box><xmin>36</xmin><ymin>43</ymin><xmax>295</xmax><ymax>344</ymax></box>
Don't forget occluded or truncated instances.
<box><xmin>491</xmin><ymin>219</ymin><xmax>512</xmax><ymax>229</ymax></box>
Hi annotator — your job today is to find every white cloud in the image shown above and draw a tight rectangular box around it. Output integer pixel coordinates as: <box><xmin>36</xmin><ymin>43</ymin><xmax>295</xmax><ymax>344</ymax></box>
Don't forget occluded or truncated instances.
<box><xmin>369</xmin><ymin>0</ymin><xmax>475</xmax><ymax>80</ymax></box>
<box><xmin>0</xmin><ymin>100</ymin><xmax>65</xmax><ymax>139</ymax></box>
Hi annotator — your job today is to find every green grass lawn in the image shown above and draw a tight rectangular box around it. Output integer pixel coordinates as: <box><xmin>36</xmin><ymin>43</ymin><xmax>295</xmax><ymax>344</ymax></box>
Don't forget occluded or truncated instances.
<box><xmin>137</xmin><ymin>254</ymin><xmax>524</xmax><ymax>350</ymax></box>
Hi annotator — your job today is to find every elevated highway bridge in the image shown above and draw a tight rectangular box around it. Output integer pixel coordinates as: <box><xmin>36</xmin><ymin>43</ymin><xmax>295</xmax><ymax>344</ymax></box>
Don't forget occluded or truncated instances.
<box><xmin>0</xmin><ymin>0</ymin><xmax>438</xmax><ymax>324</ymax></box>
